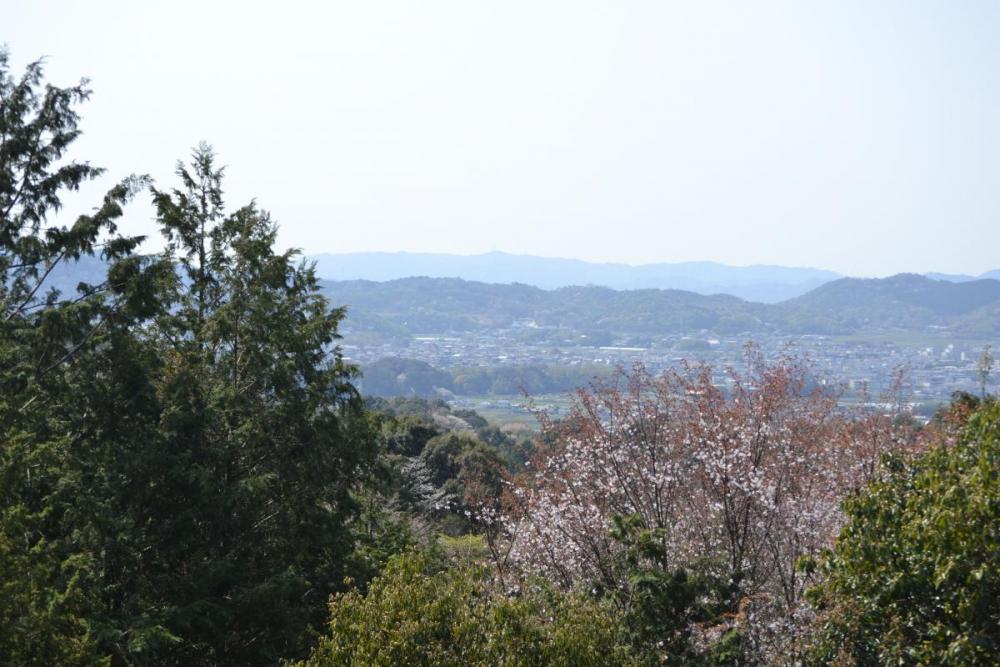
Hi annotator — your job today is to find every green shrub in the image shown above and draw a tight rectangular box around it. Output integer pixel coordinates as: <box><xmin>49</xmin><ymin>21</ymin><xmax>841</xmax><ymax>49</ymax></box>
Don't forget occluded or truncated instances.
<box><xmin>295</xmin><ymin>552</ymin><xmax>638</xmax><ymax>667</ymax></box>
<box><xmin>807</xmin><ymin>400</ymin><xmax>1000</xmax><ymax>665</ymax></box>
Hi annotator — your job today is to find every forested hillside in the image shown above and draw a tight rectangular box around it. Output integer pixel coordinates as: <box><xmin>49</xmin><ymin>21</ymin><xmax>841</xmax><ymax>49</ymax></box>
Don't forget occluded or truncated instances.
<box><xmin>323</xmin><ymin>273</ymin><xmax>1000</xmax><ymax>338</ymax></box>
<box><xmin>358</xmin><ymin>356</ymin><xmax>614</xmax><ymax>397</ymax></box>
<box><xmin>776</xmin><ymin>273</ymin><xmax>1000</xmax><ymax>333</ymax></box>
<box><xmin>46</xmin><ymin>248</ymin><xmax>1000</xmax><ymax>341</ymax></box>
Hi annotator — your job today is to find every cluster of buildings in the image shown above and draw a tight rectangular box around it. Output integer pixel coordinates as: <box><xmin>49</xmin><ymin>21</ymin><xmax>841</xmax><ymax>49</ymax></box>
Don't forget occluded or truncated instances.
<box><xmin>341</xmin><ymin>323</ymin><xmax>997</xmax><ymax>413</ymax></box>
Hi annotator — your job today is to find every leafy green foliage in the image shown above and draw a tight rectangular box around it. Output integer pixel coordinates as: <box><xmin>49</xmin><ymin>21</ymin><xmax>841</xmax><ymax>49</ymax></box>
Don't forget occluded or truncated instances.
<box><xmin>608</xmin><ymin>515</ymin><xmax>739</xmax><ymax>665</ymax></box>
<box><xmin>0</xmin><ymin>428</ymin><xmax>106</xmax><ymax>666</ymax></box>
<box><xmin>295</xmin><ymin>551</ymin><xmax>639</xmax><ymax>667</ymax></box>
<box><xmin>1</xmin><ymin>51</ymin><xmax>378</xmax><ymax>662</ymax></box>
<box><xmin>361</xmin><ymin>357</ymin><xmax>454</xmax><ymax>396</ymax></box>
<box><xmin>367</xmin><ymin>395</ymin><xmax>529</xmax><ymax>465</ymax></box>
<box><xmin>358</xmin><ymin>398</ymin><xmax>519</xmax><ymax>546</ymax></box>
<box><xmin>451</xmin><ymin>363</ymin><xmax>614</xmax><ymax>397</ymax></box>
<box><xmin>0</xmin><ymin>49</ymin><xmax>160</xmax><ymax>665</ymax></box>
<box><xmin>79</xmin><ymin>145</ymin><xmax>377</xmax><ymax>665</ymax></box>
<box><xmin>806</xmin><ymin>398</ymin><xmax>1000</xmax><ymax>665</ymax></box>
<box><xmin>359</xmin><ymin>356</ymin><xmax>616</xmax><ymax>398</ymax></box>
<box><xmin>421</xmin><ymin>432</ymin><xmax>503</xmax><ymax>496</ymax></box>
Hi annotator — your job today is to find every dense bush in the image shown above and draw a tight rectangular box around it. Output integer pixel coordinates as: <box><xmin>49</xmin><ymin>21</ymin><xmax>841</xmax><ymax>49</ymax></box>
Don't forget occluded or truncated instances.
<box><xmin>451</xmin><ymin>363</ymin><xmax>613</xmax><ymax>396</ymax></box>
<box><xmin>361</xmin><ymin>357</ymin><xmax>454</xmax><ymax>396</ymax></box>
<box><xmin>295</xmin><ymin>552</ymin><xmax>638</xmax><ymax>667</ymax></box>
<box><xmin>806</xmin><ymin>398</ymin><xmax>1000</xmax><ymax>665</ymax></box>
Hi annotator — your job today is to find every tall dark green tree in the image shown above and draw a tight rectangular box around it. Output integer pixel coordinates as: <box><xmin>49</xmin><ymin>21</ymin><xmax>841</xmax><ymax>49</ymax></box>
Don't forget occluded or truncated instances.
<box><xmin>0</xmin><ymin>48</ymin><xmax>157</xmax><ymax>665</ymax></box>
<box><xmin>2</xmin><ymin>48</ymin><xmax>375</xmax><ymax>664</ymax></box>
<box><xmin>95</xmin><ymin>145</ymin><xmax>375</xmax><ymax>665</ymax></box>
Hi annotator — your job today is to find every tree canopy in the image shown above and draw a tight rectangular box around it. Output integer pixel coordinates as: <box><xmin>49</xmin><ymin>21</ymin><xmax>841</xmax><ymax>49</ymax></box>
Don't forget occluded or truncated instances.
<box><xmin>0</xmin><ymin>51</ymin><xmax>375</xmax><ymax>665</ymax></box>
<box><xmin>806</xmin><ymin>397</ymin><xmax>1000</xmax><ymax>665</ymax></box>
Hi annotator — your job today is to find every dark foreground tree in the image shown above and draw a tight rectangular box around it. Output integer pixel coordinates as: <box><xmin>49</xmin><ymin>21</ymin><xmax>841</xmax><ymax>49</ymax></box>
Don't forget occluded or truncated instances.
<box><xmin>1</xmin><ymin>48</ymin><xmax>375</xmax><ymax>664</ymax></box>
<box><xmin>0</xmin><ymin>48</ymin><xmax>158</xmax><ymax>665</ymax></box>
<box><xmin>83</xmin><ymin>145</ymin><xmax>375</xmax><ymax>665</ymax></box>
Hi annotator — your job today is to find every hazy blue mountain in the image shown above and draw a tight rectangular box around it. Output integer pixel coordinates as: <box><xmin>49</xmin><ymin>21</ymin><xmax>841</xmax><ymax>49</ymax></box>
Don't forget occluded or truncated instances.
<box><xmin>308</xmin><ymin>251</ymin><xmax>840</xmax><ymax>303</ymax></box>
<box><xmin>925</xmin><ymin>269</ymin><xmax>1000</xmax><ymax>282</ymax></box>
<box><xmin>925</xmin><ymin>272</ymin><xmax>978</xmax><ymax>282</ymax></box>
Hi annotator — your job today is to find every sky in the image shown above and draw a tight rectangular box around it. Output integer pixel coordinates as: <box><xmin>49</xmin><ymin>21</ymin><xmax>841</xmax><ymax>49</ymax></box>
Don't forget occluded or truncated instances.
<box><xmin>5</xmin><ymin>1</ymin><xmax>1000</xmax><ymax>277</ymax></box>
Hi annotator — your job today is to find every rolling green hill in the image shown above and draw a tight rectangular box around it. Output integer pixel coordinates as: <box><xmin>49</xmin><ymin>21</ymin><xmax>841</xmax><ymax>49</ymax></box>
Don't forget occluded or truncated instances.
<box><xmin>323</xmin><ymin>274</ymin><xmax>1000</xmax><ymax>338</ymax></box>
<box><xmin>777</xmin><ymin>274</ymin><xmax>1000</xmax><ymax>334</ymax></box>
<box><xmin>322</xmin><ymin>277</ymin><xmax>770</xmax><ymax>337</ymax></box>
<box><xmin>42</xmin><ymin>261</ymin><xmax>1000</xmax><ymax>338</ymax></box>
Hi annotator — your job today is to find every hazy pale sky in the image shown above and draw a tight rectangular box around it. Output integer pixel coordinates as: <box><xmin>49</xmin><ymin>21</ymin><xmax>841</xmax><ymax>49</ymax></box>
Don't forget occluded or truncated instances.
<box><xmin>5</xmin><ymin>1</ymin><xmax>999</xmax><ymax>276</ymax></box>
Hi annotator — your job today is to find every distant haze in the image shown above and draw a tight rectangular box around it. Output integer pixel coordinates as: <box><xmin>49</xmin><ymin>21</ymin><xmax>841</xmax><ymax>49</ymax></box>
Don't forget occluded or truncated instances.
<box><xmin>6</xmin><ymin>1</ymin><xmax>1000</xmax><ymax>276</ymax></box>
<box><xmin>309</xmin><ymin>251</ymin><xmax>840</xmax><ymax>302</ymax></box>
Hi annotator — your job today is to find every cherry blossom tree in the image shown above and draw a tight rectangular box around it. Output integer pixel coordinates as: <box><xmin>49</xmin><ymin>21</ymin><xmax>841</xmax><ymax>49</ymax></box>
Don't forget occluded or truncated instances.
<box><xmin>485</xmin><ymin>346</ymin><xmax>917</xmax><ymax>662</ymax></box>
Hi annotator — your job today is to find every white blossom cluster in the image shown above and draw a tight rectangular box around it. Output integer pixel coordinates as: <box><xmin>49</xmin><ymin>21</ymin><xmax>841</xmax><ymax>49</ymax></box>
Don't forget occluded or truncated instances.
<box><xmin>481</xmin><ymin>353</ymin><xmax>913</xmax><ymax>663</ymax></box>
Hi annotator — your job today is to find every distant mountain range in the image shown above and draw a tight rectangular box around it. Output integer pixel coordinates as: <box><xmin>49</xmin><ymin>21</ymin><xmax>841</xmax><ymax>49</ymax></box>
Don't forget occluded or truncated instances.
<box><xmin>925</xmin><ymin>269</ymin><xmax>1000</xmax><ymax>283</ymax></box>
<box><xmin>308</xmin><ymin>252</ymin><xmax>841</xmax><ymax>303</ymax></box>
<box><xmin>33</xmin><ymin>254</ymin><xmax>1000</xmax><ymax>338</ymax></box>
<box><xmin>322</xmin><ymin>273</ymin><xmax>1000</xmax><ymax>339</ymax></box>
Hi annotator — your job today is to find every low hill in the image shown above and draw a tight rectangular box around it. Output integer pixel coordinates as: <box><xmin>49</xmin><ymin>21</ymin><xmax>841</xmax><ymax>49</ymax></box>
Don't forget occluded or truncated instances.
<box><xmin>309</xmin><ymin>251</ymin><xmax>839</xmax><ymax>303</ymax></box>
<box><xmin>322</xmin><ymin>277</ymin><xmax>770</xmax><ymax>337</ymax></box>
<box><xmin>33</xmin><ymin>261</ymin><xmax>1000</xmax><ymax>338</ymax></box>
<box><xmin>323</xmin><ymin>274</ymin><xmax>1000</xmax><ymax>338</ymax></box>
<box><xmin>777</xmin><ymin>274</ymin><xmax>1000</xmax><ymax>334</ymax></box>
